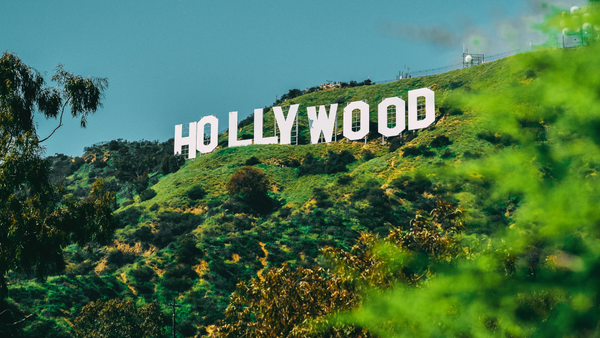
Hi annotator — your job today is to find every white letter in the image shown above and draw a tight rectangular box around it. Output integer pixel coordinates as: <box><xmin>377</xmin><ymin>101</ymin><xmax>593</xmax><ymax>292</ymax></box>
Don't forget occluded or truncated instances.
<box><xmin>274</xmin><ymin>104</ymin><xmax>299</xmax><ymax>145</ymax></box>
<box><xmin>228</xmin><ymin>111</ymin><xmax>253</xmax><ymax>147</ymax></box>
<box><xmin>254</xmin><ymin>108</ymin><xmax>278</xmax><ymax>145</ymax></box>
<box><xmin>408</xmin><ymin>88</ymin><xmax>435</xmax><ymax>130</ymax></box>
<box><xmin>343</xmin><ymin>101</ymin><xmax>370</xmax><ymax>140</ymax></box>
<box><xmin>197</xmin><ymin>115</ymin><xmax>219</xmax><ymax>154</ymax></box>
<box><xmin>378</xmin><ymin>97</ymin><xmax>405</xmax><ymax>137</ymax></box>
<box><xmin>307</xmin><ymin>104</ymin><xmax>338</xmax><ymax>144</ymax></box>
<box><xmin>174</xmin><ymin>122</ymin><xmax>197</xmax><ymax>159</ymax></box>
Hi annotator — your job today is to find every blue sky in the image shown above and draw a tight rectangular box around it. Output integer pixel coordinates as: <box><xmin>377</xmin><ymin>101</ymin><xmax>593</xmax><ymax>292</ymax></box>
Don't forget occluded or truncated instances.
<box><xmin>1</xmin><ymin>0</ymin><xmax>584</xmax><ymax>156</ymax></box>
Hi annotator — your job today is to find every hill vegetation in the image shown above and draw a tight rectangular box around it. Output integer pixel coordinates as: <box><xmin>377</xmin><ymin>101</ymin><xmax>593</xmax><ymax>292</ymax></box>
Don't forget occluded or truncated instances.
<box><xmin>4</xmin><ymin>16</ymin><xmax>600</xmax><ymax>336</ymax></box>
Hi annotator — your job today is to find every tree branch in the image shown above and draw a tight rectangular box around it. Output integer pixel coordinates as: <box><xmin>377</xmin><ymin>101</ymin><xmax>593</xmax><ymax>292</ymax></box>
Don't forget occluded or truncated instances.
<box><xmin>39</xmin><ymin>99</ymin><xmax>70</xmax><ymax>143</ymax></box>
<box><xmin>0</xmin><ymin>309</ymin><xmax>36</xmax><ymax>326</ymax></box>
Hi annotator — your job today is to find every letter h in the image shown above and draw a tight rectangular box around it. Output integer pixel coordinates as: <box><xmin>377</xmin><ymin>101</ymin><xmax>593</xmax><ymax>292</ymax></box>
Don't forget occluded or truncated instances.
<box><xmin>174</xmin><ymin>122</ymin><xmax>197</xmax><ymax>159</ymax></box>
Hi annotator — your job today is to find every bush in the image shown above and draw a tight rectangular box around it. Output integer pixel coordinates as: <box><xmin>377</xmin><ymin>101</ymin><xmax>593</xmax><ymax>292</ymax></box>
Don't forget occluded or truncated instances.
<box><xmin>139</xmin><ymin>189</ymin><xmax>157</xmax><ymax>202</ymax></box>
<box><xmin>298</xmin><ymin>151</ymin><xmax>356</xmax><ymax>176</ymax></box>
<box><xmin>361</xmin><ymin>150</ymin><xmax>375</xmax><ymax>161</ymax></box>
<box><xmin>312</xmin><ymin>188</ymin><xmax>332</xmax><ymax>208</ymax></box>
<box><xmin>337</xmin><ymin>174</ymin><xmax>353</xmax><ymax>185</ymax></box>
<box><xmin>244</xmin><ymin>156</ymin><xmax>261</xmax><ymax>166</ymax></box>
<box><xmin>133</xmin><ymin>173</ymin><xmax>149</xmax><ymax>193</ymax></box>
<box><xmin>130</xmin><ymin>266</ymin><xmax>155</xmax><ymax>283</ymax></box>
<box><xmin>325</xmin><ymin>150</ymin><xmax>355</xmax><ymax>173</ymax></box>
<box><xmin>121</xmin><ymin>199</ymin><xmax>134</xmax><ymax>208</ymax></box>
<box><xmin>187</xmin><ymin>186</ymin><xmax>206</xmax><ymax>200</ymax></box>
<box><xmin>161</xmin><ymin>154</ymin><xmax>185</xmax><ymax>175</ymax></box>
<box><xmin>449</xmin><ymin>81</ymin><xmax>463</xmax><ymax>89</ymax></box>
<box><xmin>70</xmin><ymin>157</ymin><xmax>85</xmax><ymax>172</ymax></box>
<box><xmin>105</xmin><ymin>249</ymin><xmax>135</xmax><ymax>267</ymax></box>
<box><xmin>402</xmin><ymin>145</ymin><xmax>434</xmax><ymax>157</ymax></box>
<box><xmin>441</xmin><ymin>149</ymin><xmax>454</xmax><ymax>158</ymax></box>
<box><xmin>117</xmin><ymin>207</ymin><xmax>142</xmax><ymax>227</ymax></box>
<box><xmin>430</xmin><ymin>135</ymin><xmax>452</xmax><ymax>148</ymax></box>
<box><xmin>389</xmin><ymin>137</ymin><xmax>403</xmax><ymax>152</ymax></box>
<box><xmin>108</xmin><ymin>140</ymin><xmax>120</xmax><ymax>151</ymax></box>
<box><xmin>476</xmin><ymin>131</ymin><xmax>515</xmax><ymax>146</ymax></box>
<box><xmin>402</xmin><ymin>146</ymin><xmax>421</xmax><ymax>157</ymax></box>
<box><xmin>226</xmin><ymin>167</ymin><xmax>269</xmax><ymax>201</ymax></box>
<box><xmin>279</xmin><ymin>207</ymin><xmax>292</xmax><ymax>218</ymax></box>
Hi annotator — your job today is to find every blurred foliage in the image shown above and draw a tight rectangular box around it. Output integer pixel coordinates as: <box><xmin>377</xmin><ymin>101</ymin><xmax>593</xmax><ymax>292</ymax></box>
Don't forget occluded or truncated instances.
<box><xmin>339</xmin><ymin>10</ymin><xmax>600</xmax><ymax>338</ymax></box>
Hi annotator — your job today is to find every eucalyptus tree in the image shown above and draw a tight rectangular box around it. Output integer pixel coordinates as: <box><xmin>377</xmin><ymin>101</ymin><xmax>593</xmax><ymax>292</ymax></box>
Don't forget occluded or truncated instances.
<box><xmin>0</xmin><ymin>52</ymin><xmax>116</xmax><ymax>301</ymax></box>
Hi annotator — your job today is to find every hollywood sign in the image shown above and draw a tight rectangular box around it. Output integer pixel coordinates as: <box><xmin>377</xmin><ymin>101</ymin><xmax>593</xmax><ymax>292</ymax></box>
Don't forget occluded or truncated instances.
<box><xmin>174</xmin><ymin>88</ymin><xmax>434</xmax><ymax>159</ymax></box>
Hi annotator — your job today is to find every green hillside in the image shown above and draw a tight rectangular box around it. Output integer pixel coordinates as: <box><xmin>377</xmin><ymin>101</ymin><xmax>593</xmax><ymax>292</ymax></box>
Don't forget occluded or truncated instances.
<box><xmin>5</xmin><ymin>41</ymin><xmax>599</xmax><ymax>337</ymax></box>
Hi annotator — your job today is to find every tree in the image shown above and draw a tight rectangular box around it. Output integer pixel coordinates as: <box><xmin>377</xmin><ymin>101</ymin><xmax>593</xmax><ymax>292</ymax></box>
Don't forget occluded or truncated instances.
<box><xmin>72</xmin><ymin>299</ymin><xmax>166</xmax><ymax>338</ymax></box>
<box><xmin>0</xmin><ymin>52</ymin><xmax>116</xmax><ymax>302</ymax></box>
<box><xmin>212</xmin><ymin>264</ymin><xmax>370</xmax><ymax>338</ymax></box>
<box><xmin>226</xmin><ymin>166</ymin><xmax>269</xmax><ymax>202</ymax></box>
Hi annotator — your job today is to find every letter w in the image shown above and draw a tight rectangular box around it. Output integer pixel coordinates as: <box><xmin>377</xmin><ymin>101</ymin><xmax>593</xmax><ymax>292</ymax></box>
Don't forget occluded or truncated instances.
<box><xmin>307</xmin><ymin>104</ymin><xmax>338</xmax><ymax>144</ymax></box>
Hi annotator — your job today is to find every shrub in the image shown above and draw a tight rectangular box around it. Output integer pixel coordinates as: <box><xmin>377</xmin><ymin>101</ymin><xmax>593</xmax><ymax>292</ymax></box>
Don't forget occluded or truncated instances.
<box><xmin>337</xmin><ymin>174</ymin><xmax>353</xmax><ymax>185</ymax></box>
<box><xmin>187</xmin><ymin>186</ymin><xmax>206</xmax><ymax>200</ymax></box>
<box><xmin>312</xmin><ymin>188</ymin><xmax>332</xmax><ymax>208</ymax></box>
<box><xmin>105</xmin><ymin>249</ymin><xmax>135</xmax><ymax>267</ymax></box>
<box><xmin>430</xmin><ymin>135</ymin><xmax>452</xmax><ymax>148</ymax></box>
<box><xmin>108</xmin><ymin>140</ymin><xmax>120</xmax><ymax>151</ymax></box>
<box><xmin>70</xmin><ymin>157</ymin><xmax>85</xmax><ymax>172</ymax></box>
<box><xmin>402</xmin><ymin>145</ymin><xmax>434</xmax><ymax>157</ymax></box>
<box><xmin>161</xmin><ymin>154</ymin><xmax>185</xmax><ymax>175</ymax></box>
<box><xmin>389</xmin><ymin>137</ymin><xmax>403</xmax><ymax>152</ymax></box>
<box><xmin>162</xmin><ymin>264</ymin><xmax>196</xmax><ymax>292</ymax></box>
<box><xmin>130</xmin><ymin>266</ymin><xmax>155</xmax><ymax>283</ymax></box>
<box><xmin>476</xmin><ymin>131</ymin><xmax>516</xmax><ymax>146</ymax></box>
<box><xmin>324</xmin><ymin>150</ymin><xmax>355</xmax><ymax>173</ymax></box>
<box><xmin>361</xmin><ymin>150</ymin><xmax>375</xmax><ymax>161</ymax></box>
<box><xmin>226</xmin><ymin>167</ymin><xmax>269</xmax><ymax>201</ymax></box>
<box><xmin>298</xmin><ymin>151</ymin><xmax>356</xmax><ymax>176</ymax></box>
<box><xmin>402</xmin><ymin>146</ymin><xmax>421</xmax><ymax>157</ymax></box>
<box><xmin>117</xmin><ymin>207</ymin><xmax>142</xmax><ymax>227</ymax></box>
<box><xmin>282</xmin><ymin>158</ymin><xmax>301</xmax><ymax>167</ymax></box>
<box><xmin>133</xmin><ymin>173</ymin><xmax>149</xmax><ymax>193</ymax></box>
<box><xmin>131</xmin><ymin>226</ymin><xmax>154</xmax><ymax>243</ymax></box>
<box><xmin>72</xmin><ymin>186</ymin><xmax>88</xmax><ymax>198</ymax></box>
<box><xmin>449</xmin><ymin>81</ymin><xmax>463</xmax><ymax>89</ymax></box>
<box><xmin>298</xmin><ymin>152</ymin><xmax>321</xmax><ymax>176</ymax></box>
<box><xmin>139</xmin><ymin>189</ymin><xmax>157</xmax><ymax>202</ymax></box>
<box><xmin>279</xmin><ymin>207</ymin><xmax>292</xmax><ymax>218</ymax></box>
<box><xmin>121</xmin><ymin>199</ymin><xmax>135</xmax><ymax>208</ymax></box>
<box><xmin>149</xmin><ymin>203</ymin><xmax>159</xmax><ymax>211</ymax></box>
<box><xmin>244</xmin><ymin>156</ymin><xmax>261</xmax><ymax>166</ymax></box>
<box><xmin>441</xmin><ymin>149</ymin><xmax>454</xmax><ymax>158</ymax></box>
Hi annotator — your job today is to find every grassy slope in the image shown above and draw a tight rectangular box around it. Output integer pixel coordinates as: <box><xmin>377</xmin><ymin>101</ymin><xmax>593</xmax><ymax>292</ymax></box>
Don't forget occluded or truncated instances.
<box><xmin>7</xmin><ymin>51</ymin><xmax>534</xmax><ymax>337</ymax></box>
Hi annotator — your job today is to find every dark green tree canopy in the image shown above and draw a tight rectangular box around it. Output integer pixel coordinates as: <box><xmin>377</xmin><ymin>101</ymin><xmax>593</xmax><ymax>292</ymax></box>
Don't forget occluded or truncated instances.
<box><xmin>0</xmin><ymin>52</ymin><xmax>115</xmax><ymax>302</ymax></box>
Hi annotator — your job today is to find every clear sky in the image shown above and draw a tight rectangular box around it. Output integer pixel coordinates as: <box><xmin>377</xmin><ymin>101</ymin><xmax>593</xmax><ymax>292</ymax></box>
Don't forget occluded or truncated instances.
<box><xmin>1</xmin><ymin>0</ymin><xmax>585</xmax><ymax>156</ymax></box>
